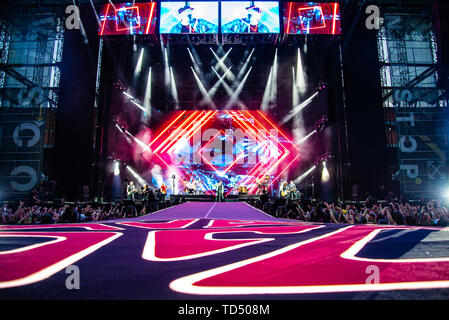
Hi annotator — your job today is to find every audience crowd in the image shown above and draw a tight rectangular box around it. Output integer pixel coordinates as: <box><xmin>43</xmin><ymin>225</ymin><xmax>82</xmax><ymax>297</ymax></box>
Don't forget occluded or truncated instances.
<box><xmin>265</xmin><ymin>197</ymin><xmax>449</xmax><ymax>227</ymax></box>
<box><xmin>2</xmin><ymin>194</ymin><xmax>449</xmax><ymax>227</ymax></box>
<box><xmin>1</xmin><ymin>201</ymin><xmax>152</xmax><ymax>224</ymax></box>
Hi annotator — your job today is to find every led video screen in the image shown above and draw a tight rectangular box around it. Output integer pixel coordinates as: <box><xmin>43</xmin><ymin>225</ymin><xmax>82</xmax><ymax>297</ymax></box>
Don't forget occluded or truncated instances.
<box><xmin>144</xmin><ymin>110</ymin><xmax>300</xmax><ymax>196</ymax></box>
<box><xmin>159</xmin><ymin>1</ymin><xmax>219</xmax><ymax>34</ymax></box>
<box><xmin>284</xmin><ymin>2</ymin><xmax>341</xmax><ymax>35</ymax></box>
<box><xmin>99</xmin><ymin>2</ymin><xmax>157</xmax><ymax>35</ymax></box>
<box><xmin>221</xmin><ymin>1</ymin><xmax>280</xmax><ymax>34</ymax></box>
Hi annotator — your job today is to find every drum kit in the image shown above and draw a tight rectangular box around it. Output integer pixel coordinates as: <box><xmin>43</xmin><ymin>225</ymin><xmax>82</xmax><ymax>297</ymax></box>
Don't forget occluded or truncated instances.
<box><xmin>184</xmin><ymin>181</ymin><xmax>200</xmax><ymax>195</ymax></box>
<box><xmin>236</xmin><ymin>175</ymin><xmax>270</xmax><ymax>195</ymax></box>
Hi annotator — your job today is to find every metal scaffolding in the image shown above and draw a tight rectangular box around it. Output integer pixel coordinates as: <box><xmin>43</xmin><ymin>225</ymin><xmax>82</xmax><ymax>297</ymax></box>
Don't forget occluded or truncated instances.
<box><xmin>377</xmin><ymin>7</ymin><xmax>448</xmax><ymax>198</ymax></box>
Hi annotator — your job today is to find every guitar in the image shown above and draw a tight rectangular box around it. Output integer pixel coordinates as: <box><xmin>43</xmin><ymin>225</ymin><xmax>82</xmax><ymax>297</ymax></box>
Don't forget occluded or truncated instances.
<box><xmin>127</xmin><ymin>185</ymin><xmax>137</xmax><ymax>197</ymax></box>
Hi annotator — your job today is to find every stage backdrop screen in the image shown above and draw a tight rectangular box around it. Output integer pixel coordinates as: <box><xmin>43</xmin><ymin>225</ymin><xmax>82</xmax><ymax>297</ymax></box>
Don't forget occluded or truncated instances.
<box><xmin>283</xmin><ymin>2</ymin><xmax>341</xmax><ymax>35</ymax></box>
<box><xmin>221</xmin><ymin>1</ymin><xmax>280</xmax><ymax>33</ymax></box>
<box><xmin>159</xmin><ymin>1</ymin><xmax>219</xmax><ymax>34</ymax></box>
<box><xmin>99</xmin><ymin>2</ymin><xmax>157</xmax><ymax>35</ymax></box>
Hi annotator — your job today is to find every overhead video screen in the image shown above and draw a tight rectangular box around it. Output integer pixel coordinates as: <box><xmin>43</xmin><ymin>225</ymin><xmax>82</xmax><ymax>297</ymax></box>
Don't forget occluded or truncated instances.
<box><xmin>99</xmin><ymin>2</ymin><xmax>157</xmax><ymax>35</ymax></box>
<box><xmin>284</xmin><ymin>2</ymin><xmax>341</xmax><ymax>35</ymax></box>
<box><xmin>159</xmin><ymin>1</ymin><xmax>219</xmax><ymax>34</ymax></box>
<box><xmin>221</xmin><ymin>1</ymin><xmax>280</xmax><ymax>33</ymax></box>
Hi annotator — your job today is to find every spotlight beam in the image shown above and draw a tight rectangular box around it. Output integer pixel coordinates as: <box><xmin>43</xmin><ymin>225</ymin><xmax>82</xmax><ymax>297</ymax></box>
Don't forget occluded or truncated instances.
<box><xmin>298</xmin><ymin>130</ymin><xmax>317</xmax><ymax>145</ymax></box>
<box><xmin>187</xmin><ymin>47</ymin><xmax>202</xmax><ymax>75</ymax></box>
<box><xmin>237</xmin><ymin>48</ymin><xmax>255</xmax><ymax>80</ymax></box>
<box><xmin>225</xmin><ymin>66</ymin><xmax>252</xmax><ymax>109</ymax></box>
<box><xmin>126</xmin><ymin>165</ymin><xmax>148</xmax><ymax>187</ymax></box>
<box><xmin>261</xmin><ymin>67</ymin><xmax>273</xmax><ymax>111</ymax></box>
<box><xmin>123</xmin><ymin>91</ymin><xmax>147</xmax><ymax>113</ymax></box>
<box><xmin>322</xmin><ymin>161</ymin><xmax>330</xmax><ymax>182</ymax></box>
<box><xmin>164</xmin><ymin>47</ymin><xmax>170</xmax><ymax>87</ymax></box>
<box><xmin>170</xmin><ymin>67</ymin><xmax>179</xmax><ymax>108</ymax></box>
<box><xmin>281</xmin><ymin>91</ymin><xmax>319</xmax><ymax>125</ymax></box>
<box><xmin>294</xmin><ymin>165</ymin><xmax>317</xmax><ymax>184</ymax></box>
<box><xmin>134</xmin><ymin>48</ymin><xmax>144</xmax><ymax>78</ymax></box>
<box><xmin>210</xmin><ymin>48</ymin><xmax>236</xmax><ymax>81</ymax></box>
<box><xmin>124</xmin><ymin>130</ymin><xmax>151</xmax><ymax>153</ymax></box>
<box><xmin>296</xmin><ymin>48</ymin><xmax>307</xmax><ymax>95</ymax></box>
<box><xmin>143</xmin><ymin>67</ymin><xmax>152</xmax><ymax>118</ymax></box>
<box><xmin>270</xmin><ymin>49</ymin><xmax>278</xmax><ymax>104</ymax></box>
<box><xmin>191</xmin><ymin>67</ymin><xmax>216</xmax><ymax>108</ymax></box>
<box><xmin>199</xmin><ymin>67</ymin><xmax>231</xmax><ymax>104</ymax></box>
<box><xmin>213</xmin><ymin>47</ymin><xmax>232</xmax><ymax>69</ymax></box>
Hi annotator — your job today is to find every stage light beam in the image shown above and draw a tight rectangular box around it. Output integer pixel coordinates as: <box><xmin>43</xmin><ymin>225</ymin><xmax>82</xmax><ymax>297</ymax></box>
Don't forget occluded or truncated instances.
<box><xmin>134</xmin><ymin>48</ymin><xmax>144</xmax><ymax>77</ymax></box>
<box><xmin>237</xmin><ymin>48</ymin><xmax>255</xmax><ymax>80</ymax></box>
<box><xmin>191</xmin><ymin>67</ymin><xmax>216</xmax><ymax>108</ymax></box>
<box><xmin>321</xmin><ymin>161</ymin><xmax>330</xmax><ymax>183</ymax></box>
<box><xmin>225</xmin><ymin>66</ymin><xmax>252</xmax><ymax>109</ymax></box>
<box><xmin>270</xmin><ymin>49</ymin><xmax>278</xmax><ymax>105</ymax></box>
<box><xmin>143</xmin><ymin>67</ymin><xmax>152</xmax><ymax>118</ymax></box>
<box><xmin>200</xmin><ymin>67</ymin><xmax>231</xmax><ymax>104</ymax></box>
<box><xmin>296</xmin><ymin>48</ymin><xmax>307</xmax><ymax>95</ymax></box>
<box><xmin>281</xmin><ymin>91</ymin><xmax>319</xmax><ymax>124</ymax></box>
<box><xmin>187</xmin><ymin>47</ymin><xmax>202</xmax><ymax>75</ymax></box>
<box><xmin>212</xmin><ymin>68</ymin><xmax>247</xmax><ymax>109</ymax></box>
<box><xmin>261</xmin><ymin>67</ymin><xmax>273</xmax><ymax>111</ymax></box>
<box><xmin>170</xmin><ymin>67</ymin><xmax>179</xmax><ymax>108</ymax></box>
<box><xmin>298</xmin><ymin>130</ymin><xmax>317</xmax><ymax>144</ymax></box>
<box><xmin>210</xmin><ymin>48</ymin><xmax>236</xmax><ymax>81</ymax></box>
<box><xmin>126</xmin><ymin>165</ymin><xmax>148</xmax><ymax>187</ymax></box>
<box><xmin>113</xmin><ymin>161</ymin><xmax>120</xmax><ymax>176</ymax></box>
<box><xmin>294</xmin><ymin>165</ymin><xmax>317</xmax><ymax>184</ymax></box>
<box><xmin>164</xmin><ymin>47</ymin><xmax>170</xmax><ymax>87</ymax></box>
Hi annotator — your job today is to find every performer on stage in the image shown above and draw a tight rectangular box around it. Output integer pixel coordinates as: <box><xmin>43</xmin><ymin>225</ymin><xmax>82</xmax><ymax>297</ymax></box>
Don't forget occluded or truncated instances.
<box><xmin>256</xmin><ymin>175</ymin><xmax>270</xmax><ymax>195</ymax></box>
<box><xmin>216</xmin><ymin>180</ymin><xmax>224</xmax><ymax>202</ymax></box>
<box><xmin>126</xmin><ymin>181</ymin><xmax>138</xmax><ymax>202</ymax></box>
<box><xmin>141</xmin><ymin>184</ymin><xmax>150</xmax><ymax>201</ymax></box>
<box><xmin>160</xmin><ymin>183</ymin><xmax>168</xmax><ymax>200</ymax></box>
<box><xmin>288</xmin><ymin>181</ymin><xmax>297</xmax><ymax>200</ymax></box>
<box><xmin>280</xmin><ymin>181</ymin><xmax>289</xmax><ymax>198</ymax></box>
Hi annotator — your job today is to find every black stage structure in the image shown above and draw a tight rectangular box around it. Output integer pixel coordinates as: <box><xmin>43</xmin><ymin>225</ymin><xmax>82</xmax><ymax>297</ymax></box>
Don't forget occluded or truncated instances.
<box><xmin>0</xmin><ymin>0</ymin><xmax>447</xmax><ymax>202</ymax></box>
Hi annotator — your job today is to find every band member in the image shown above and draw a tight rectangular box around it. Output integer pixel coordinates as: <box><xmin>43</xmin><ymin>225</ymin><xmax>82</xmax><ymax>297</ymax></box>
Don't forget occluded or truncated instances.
<box><xmin>160</xmin><ymin>183</ymin><xmax>168</xmax><ymax>195</ymax></box>
<box><xmin>280</xmin><ymin>181</ymin><xmax>289</xmax><ymax>198</ymax></box>
<box><xmin>288</xmin><ymin>181</ymin><xmax>297</xmax><ymax>200</ymax></box>
<box><xmin>126</xmin><ymin>181</ymin><xmax>137</xmax><ymax>202</ymax></box>
<box><xmin>216</xmin><ymin>180</ymin><xmax>224</xmax><ymax>202</ymax></box>
<box><xmin>141</xmin><ymin>184</ymin><xmax>150</xmax><ymax>201</ymax></box>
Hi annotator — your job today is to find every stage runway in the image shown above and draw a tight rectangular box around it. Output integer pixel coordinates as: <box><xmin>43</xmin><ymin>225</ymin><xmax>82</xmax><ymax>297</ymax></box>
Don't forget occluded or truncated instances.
<box><xmin>1</xmin><ymin>201</ymin><xmax>449</xmax><ymax>300</ymax></box>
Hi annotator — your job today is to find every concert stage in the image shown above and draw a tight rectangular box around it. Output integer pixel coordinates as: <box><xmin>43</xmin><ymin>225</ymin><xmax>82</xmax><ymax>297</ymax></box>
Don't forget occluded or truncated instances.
<box><xmin>1</xmin><ymin>202</ymin><xmax>449</xmax><ymax>299</ymax></box>
<box><xmin>170</xmin><ymin>194</ymin><xmax>261</xmax><ymax>202</ymax></box>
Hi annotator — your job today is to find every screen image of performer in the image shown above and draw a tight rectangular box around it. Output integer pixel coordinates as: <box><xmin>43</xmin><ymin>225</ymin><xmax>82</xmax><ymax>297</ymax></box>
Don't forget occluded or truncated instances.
<box><xmin>216</xmin><ymin>180</ymin><xmax>224</xmax><ymax>202</ymax></box>
<box><xmin>126</xmin><ymin>181</ymin><xmax>137</xmax><ymax>202</ymax></box>
<box><xmin>170</xmin><ymin>4</ymin><xmax>218</xmax><ymax>33</ymax></box>
<box><xmin>222</xmin><ymin>5</ymin><xmax>270</xmax><ymax>33</ymax></box>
